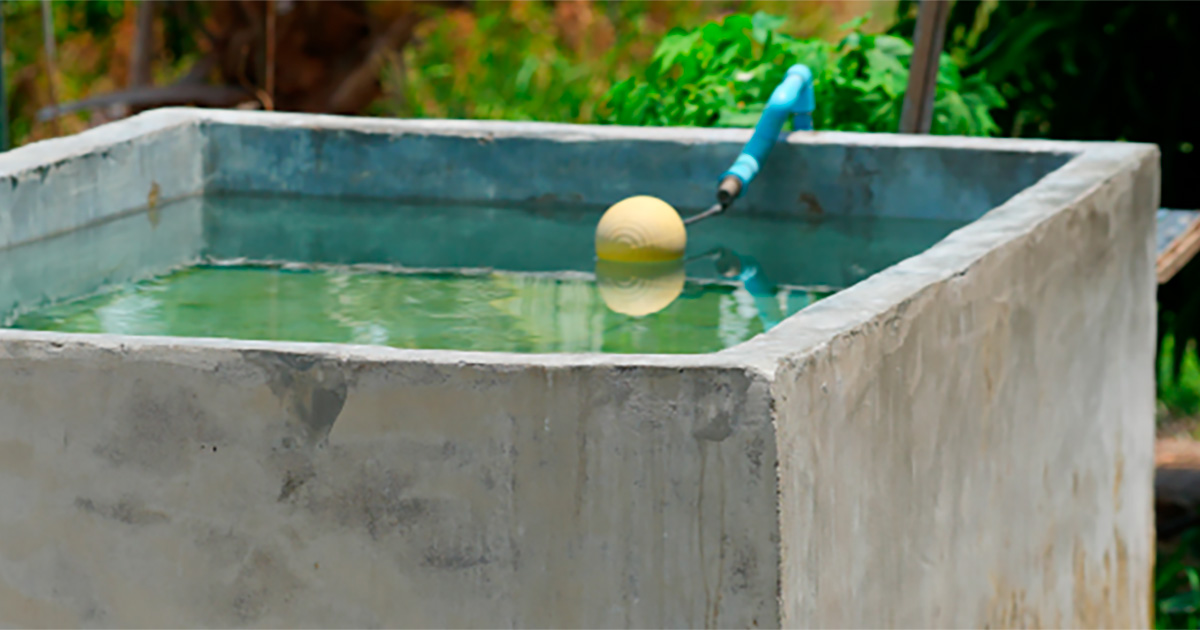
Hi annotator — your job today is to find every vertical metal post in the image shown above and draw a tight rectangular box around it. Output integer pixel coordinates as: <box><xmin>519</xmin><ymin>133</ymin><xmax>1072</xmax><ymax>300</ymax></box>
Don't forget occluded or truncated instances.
<box><xmin>130</xmin><ymin>0</ymin><xmax>155</xmax><ymax>88</ymax></box>
<box><xmin>41</xmin><ymin>0</ymin><xmax>59</xmax><ymax>135</ymax></box>
<box><xmin>899</xmin><ymin>0</ymin><xmax>952</xmax><ymax>134</ymax></box>
<box><xmin>0</xmin><ymin>0</ymin><xmax>7</xmax><ymax>151</ymax></box>
<box><xmin>265</xmin><ymin>0</ymin><xmax>276</xmax><ymax>110</ymax></box>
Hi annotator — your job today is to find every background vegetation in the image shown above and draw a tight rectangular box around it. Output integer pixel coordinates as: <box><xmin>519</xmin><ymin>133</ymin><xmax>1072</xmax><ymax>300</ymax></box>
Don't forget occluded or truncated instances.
<box><xmin>600</xmin><ymin>11</ymin><xmax>1002</xmax><ymax>135</ymax></box>
<box><xmin>4</xmin><ymin>1</ymin><xmax>1200</xmax><ymax>624</ymax></box>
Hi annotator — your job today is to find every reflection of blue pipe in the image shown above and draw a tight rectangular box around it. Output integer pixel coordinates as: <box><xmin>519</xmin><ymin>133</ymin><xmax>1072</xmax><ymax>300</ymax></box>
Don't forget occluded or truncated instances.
<box><xmin>721</xmin><ymin>64</ymin><xmax>815</xmax><ymax>190</ymax></box>
<box><xmin>724</xmin><ymin>253</ymin><xmax>785</xmax><ymax>330</ymax></box>
<box><xmin>703</xmin><ymin>247</ymin><xmax>822</xmax><ymax>331</ymax></box>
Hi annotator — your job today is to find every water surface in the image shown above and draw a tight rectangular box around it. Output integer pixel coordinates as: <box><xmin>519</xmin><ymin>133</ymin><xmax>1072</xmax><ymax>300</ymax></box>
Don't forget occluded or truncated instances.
<box><xmin>11</xmin><ymin>262</ymin><xmax>827</xmax><ymax>354</ymax></box>
<box><xmin>3</xmin><ymin>194</ymin><xmax>966</xmax><ymax>354</ymax></box>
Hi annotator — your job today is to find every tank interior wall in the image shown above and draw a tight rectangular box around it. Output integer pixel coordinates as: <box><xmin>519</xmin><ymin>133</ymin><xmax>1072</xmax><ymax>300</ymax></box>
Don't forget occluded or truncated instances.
<box><xmin>0</xmin><ymin>116</ymin><xmax>205</xmax><ymax>323</ymax></box>
<box><xmin>0</xmin><ymin>117</ymin><xmax>204</xmax><ymax>250</ymax></box>
<box><xmin>0</xmin><ymin>109</ymin><xmax>1076</xmax><ymax>241</ymax></box>
<box><xmin>200</xmin><ymin>113</ymin><xmax>1073</xmax><ymax>222</ymax></box>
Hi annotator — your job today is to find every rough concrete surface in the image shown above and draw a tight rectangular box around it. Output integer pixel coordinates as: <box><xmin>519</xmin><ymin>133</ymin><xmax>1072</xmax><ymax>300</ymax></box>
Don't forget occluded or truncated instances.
<box><xmin>0</xmin><ymin>109</ymin><xmax>1160</xmax><ymax>628</ymax></box>
<box><xmin>0</xmin><ymin>336</ymin><xmax>778</xmax><ymax>628</ymax></box>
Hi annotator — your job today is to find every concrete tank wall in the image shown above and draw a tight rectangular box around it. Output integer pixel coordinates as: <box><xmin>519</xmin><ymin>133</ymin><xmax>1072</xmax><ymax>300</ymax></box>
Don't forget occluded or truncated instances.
<box><xmin>0</xmin><ymin>337</ymin><xmax>779</xmax><ymax>628</ymax></box>
<box><xmin>764</xmin><ymin>144</ymin><xmax>1160</xmax><ymax>628</ymax></box>
<box><xmin>0</xmin><ymin>109</ymin><xmax>1161</xmax><ymax>628</ymax></box>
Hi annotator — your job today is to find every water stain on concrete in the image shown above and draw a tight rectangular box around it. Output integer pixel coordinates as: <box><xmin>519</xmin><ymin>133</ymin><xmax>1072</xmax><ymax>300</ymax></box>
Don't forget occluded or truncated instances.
<box><xmin>291</xmin><ymin>462</ymin><xmax>432</xmax><ymax>541</ymax></box>
<box><xmin>227</xmin><ymin>547</ymin><xmax>304</xmax><ymax>625</ymax></box>
<box><xmin>422</xmin><ymin>546</ymin><xmax>490</xmax><ymax>570</ymax></box>
<box><xmin>75</xmin><ymin>495</ymin><xmax>170</xmax><ymax>527</ymax></box>
<box><xmin>277</xmin><ymin>467</ymin><xmax>315</xmax><ymax>502</ymax></box>
<box><xmin>93</xmin><ymin>378</ymin><xmax>223</xmax><ymax>476</ymax></box>
<box><xmin>146</xmin><ymin>182</ymin><xmax>161</xmax><ymax>228</ymax></box>
<box><xmin>242</xmin><ymin>350</ymin><xmax>350</xmax><ymax>448</ymax></box>
<box><xmin>694</xmin><ymin>415</ymin><xmax>734</xmax><ymax>442</ymax></box>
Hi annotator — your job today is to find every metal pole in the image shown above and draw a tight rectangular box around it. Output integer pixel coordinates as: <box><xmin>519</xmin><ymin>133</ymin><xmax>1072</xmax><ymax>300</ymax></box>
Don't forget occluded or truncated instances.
<box><xmin>130</xmin><ymin>0</ymin><xmax>155</xmax><ymax>88</ymax></box>
<box><xmin>1</xmin><ymin>0</ymin><xmax>8</xmax><ymax>151</ymax></box>
<box><xmin>265</xmin><ymin>0</ymin><xmax>276</xmax><ymax>110</ymax></box>
<box><xmin>899</xmin><ymin>0</ymin><xmax>952</xmax><ymax>134</ymax></box>
<box><xmin>41</xmin><ymin>0</ymin><xmax>59</xmax><ymax>135</ymax></box>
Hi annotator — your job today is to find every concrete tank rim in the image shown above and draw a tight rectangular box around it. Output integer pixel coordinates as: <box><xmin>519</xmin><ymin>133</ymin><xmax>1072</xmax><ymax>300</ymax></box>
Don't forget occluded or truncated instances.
<box><xmin>0</xmin><ymin>328</ymin><xmax>769</xmax><ymax>376</ymax></box>
<box><xmin>0</xmin><ymin>107</ymin><xmax>1128</xmax><ymax>176</ymax></box>
<box><xmin>0</xmin><ymin>108</ymin><xmax>1159</xmax><ymax>381</ymax></box>
<box><xmin>726</xmin><ymin>140</ymin><xmax>1159</xmax><ymax>372</ymax></box>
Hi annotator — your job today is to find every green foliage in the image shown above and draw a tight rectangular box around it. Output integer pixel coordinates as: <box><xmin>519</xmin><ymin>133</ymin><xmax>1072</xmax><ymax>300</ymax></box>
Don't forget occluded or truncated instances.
<box><xmin>1158</xmin><ymin>225</ymin><xmax>1200</xmax><ymax>424</ymax></box>
<box><xmin>386</xmin><ymin>2</ymin><xmax>714</xmax><ymax>124</ymax></box>
<box><xmin>1158</xmin><ymin>333</ymin><xmax>1200</xmax><ymax>421</ymax></box>
<box><xmin>390</xmin><ymin>3</ymin><xmax>592</xmax><ymax>122</ymax></box>
<box><xmin>600</xmin><ymin>12</ymin><xmax>1005</xmax><ymax>135</ymax></box>
<box><xmin>2</xmin><ymin>1</ymin><xmax>130</xmax><ymax>143</ymax></box>
<box><xmin>892</xmin><ymin>1</ymin><xmax>1199</xmax><ymax>209</ymax></box>
<box><xmin>1158</xmin><ymin>529</ymin><xmax>1200</xmax><ymax>630</ymax></box>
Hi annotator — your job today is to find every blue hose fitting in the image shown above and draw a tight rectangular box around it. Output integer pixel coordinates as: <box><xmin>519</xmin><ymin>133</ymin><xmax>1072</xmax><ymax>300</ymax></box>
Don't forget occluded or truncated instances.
<box><xmin>720</xmin><ymin>64</ymin><xmax>815</xmax><ymax>197</ymax></box>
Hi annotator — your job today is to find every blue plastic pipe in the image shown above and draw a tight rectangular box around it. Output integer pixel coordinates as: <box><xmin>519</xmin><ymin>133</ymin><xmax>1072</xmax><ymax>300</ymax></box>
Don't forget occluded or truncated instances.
<box><xmin>675</xmin><ymin>64</ymin><xmax>818</xmax><ymax>225</ymax></box>
<box><xmin>720</xmin><ymin>64</ymin><xmax>815</xmax><ymax>193</ymax></box>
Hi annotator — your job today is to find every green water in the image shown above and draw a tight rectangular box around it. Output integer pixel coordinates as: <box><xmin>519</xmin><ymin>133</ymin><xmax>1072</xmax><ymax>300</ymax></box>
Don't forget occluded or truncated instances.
<box><xmin>2</xmin><ymin>194</ymin><xmax>967</xmax><ymax>354</ymax></box>
<box><xmin>10</xmin><ymin>262</ymin><xmax>828</xmax><ymax>354</ymax></box>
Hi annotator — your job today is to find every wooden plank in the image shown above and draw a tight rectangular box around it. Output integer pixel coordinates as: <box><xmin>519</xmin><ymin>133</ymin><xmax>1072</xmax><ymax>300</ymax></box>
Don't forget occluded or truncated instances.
<box><xmin>1156</xmin><ymin>437</ymin><xmax>1200</xmax><ymax>540</ymax></box>
<box><xmin>1157</xmin><ymin>209</ymin><xmax>1200</xmax><ymax>284</ymax></box>
<box><xmin>899</xmin><ymin>0</ymin><xmax>952</xmax><ymax>134</ymax></box>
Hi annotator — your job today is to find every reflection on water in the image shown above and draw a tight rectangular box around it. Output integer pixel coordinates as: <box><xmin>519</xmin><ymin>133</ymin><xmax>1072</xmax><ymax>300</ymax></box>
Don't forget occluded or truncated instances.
<box><xmin>2</xmin><ymin>193</ymin><xmax>967</xmax><ymax>354</ymax></box>
<box><xmin>11</xmin><ymin>260</ymin><xmax>830</xmax><ymax>354</ymax></box>
<box><xmin>594</xmin><ymin>259</ymin><xmax>687</xmax><ymax>317</ymax></box>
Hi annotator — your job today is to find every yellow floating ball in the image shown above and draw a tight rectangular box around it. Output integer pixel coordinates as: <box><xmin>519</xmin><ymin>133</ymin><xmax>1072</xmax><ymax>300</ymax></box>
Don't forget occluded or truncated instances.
<box><xmin>595</xmin><ymin>258</ymin><xmax>686</xmax><ymax>317</ymax></box>
<box><xmin>595</xmin><ymin>195</ymin><xmax>687</xmax><ymax>263</ymax></box>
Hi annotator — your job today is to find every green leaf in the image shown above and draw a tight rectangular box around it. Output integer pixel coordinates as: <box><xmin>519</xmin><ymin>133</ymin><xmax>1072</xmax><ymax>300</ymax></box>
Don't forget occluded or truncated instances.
<box><xmin>654</xmin><ymin>30</ymin><xmax>702</xmax><ymax>72</ymax></box>
<box><xmin>751</xmin><ymin>12</ymin><xmax>786</xmax><ymax>43</ymax></box>
<box><xmin>1161</xmin><ymin>591</ymin><xmax>1200</xmax><ymax>615</ymax></box>
<box><xmin>722</xmin><ymin>13</ymin><xmax>753</xmax><ymax>35</ymax></box>
<box><xmin>839</xmin><ymin>13</ymin><xmax>870</xmax><ymax>33</ymax></box>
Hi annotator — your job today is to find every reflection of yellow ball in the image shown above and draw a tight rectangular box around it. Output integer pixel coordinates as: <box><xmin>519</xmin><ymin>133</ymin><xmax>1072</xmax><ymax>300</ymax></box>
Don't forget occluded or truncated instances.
<box><xmin>595</xmin><ymin>258</ymin><xmax>686</xmax><ymax>317</ymax></box>
<box><xmin>595</xmin><ymin>195</ymin><xmax>687</xmax><ymax>263</ymax></box>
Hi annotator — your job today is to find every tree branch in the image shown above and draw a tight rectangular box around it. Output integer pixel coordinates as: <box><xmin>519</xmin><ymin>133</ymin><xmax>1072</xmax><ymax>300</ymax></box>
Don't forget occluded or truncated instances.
<box><xmin>327</xmin><ymin>11</ymin><xmax>419</xmax><ymax>114</ymax></box>
<box><xmin>36</xmin><ymin>84</ymin><xmax>248</xmax><ymax>122</ymax></box>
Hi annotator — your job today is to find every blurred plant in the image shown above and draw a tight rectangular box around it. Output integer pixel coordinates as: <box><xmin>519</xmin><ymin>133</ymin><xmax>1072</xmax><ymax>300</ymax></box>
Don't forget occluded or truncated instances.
<box><xmin>376</xmin><ymin>1</ymin><xmax>901</xmax><ymax>125</ymax></box>
<box><xmin>600</xmin><ymin>11</ymin><xmax>1005</xmax><ymax>135</ymax></box>
<box><xmin>4</xmin><ymin>1</ymin><xmax>899</xmax><ymax>140</ymax></box>
<box><xmin>1160</xmin><ymin>252</ymin><xmax>1200</xmax><ymax>422</ymax></box>
<box><xmin>1159</xmin><ymin>332</ymin><xmax>1200</xmax><ymax>421</ymax></box>
<box><xmin>380</xmin><ymin>1</ymin><xmax>729</xmax><ymax>123</ymax></box>
<box><xmin>1157</xmin><ymin>527</ymin><xmax>1200</xmax><ymax>629</ymax></box>
<box><xmin>891</xmin><ymin>0</ymin><xmax>1199</xmax><ymax>209</ymax></box>
<box><xmin>2</xmin><ymin>0</ymin><xmax>131</xmax><ymax>142</ymax></box>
